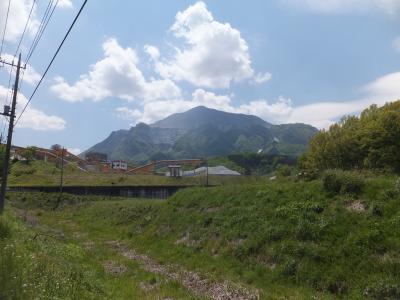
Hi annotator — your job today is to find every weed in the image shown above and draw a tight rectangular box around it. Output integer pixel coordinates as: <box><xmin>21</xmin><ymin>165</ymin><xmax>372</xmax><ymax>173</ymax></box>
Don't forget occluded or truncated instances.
<box><xmin>322</xmin><ymin>169</ymin><xmax>365</xmax><ymax>195</ymax></box>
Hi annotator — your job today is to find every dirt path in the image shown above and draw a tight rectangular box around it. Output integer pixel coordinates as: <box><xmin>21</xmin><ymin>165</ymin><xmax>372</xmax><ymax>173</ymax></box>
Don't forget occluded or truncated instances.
<box><xmin>14</xmin><ymin>208</ymin><xmax>259</xmax><ymax>299</ymax></box>
<box><xmin>106</xmin><ymin>240</ymin><xmax>259</xmax><ymax>300</ymax></box>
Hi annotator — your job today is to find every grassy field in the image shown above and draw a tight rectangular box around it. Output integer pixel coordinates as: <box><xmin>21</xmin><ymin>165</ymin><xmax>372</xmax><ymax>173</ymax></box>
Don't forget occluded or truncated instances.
<box><xmin>0</xmin><ymin>201</ymin><xmax>201</xmax><ymax>299</ymax></box>
<box><xmin>8</xmin><ymin>160</ymin><xmax>267</xmax><ymax>187</ymax></box>
<box><xmin>3</xmin><ymin>173</ymin><xmax>400</xmax><ymax>299</ymax></box>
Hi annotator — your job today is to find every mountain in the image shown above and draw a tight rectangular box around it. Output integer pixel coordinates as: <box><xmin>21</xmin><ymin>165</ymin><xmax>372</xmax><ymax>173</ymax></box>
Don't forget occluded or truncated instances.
<box><xmin>84</xmin><ymin>106</ymin><xmax>318</xmax><ymax>163</ymax></box>
<box><xmin>85</xmin><ymin>123</ymin><xmax>185</xmax><ymax>162</ymax></box>
<box><xmin>152</xmin><ymin>106</ymin><xmax>270</xmax><ymax>130</ymax></box>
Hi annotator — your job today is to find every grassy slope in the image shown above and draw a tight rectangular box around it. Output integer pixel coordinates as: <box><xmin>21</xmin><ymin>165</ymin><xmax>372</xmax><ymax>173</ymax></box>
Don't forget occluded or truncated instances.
<box><xmin>0</xmin><ymin>205</ymin><xmax>200</xmax><ymax>299</ymax></box>
<box><xmin>5</xmin><ymin>175</ymin><xmax>400</xmax><ymax>299</ymax></box>
<box><xmin>8</xmin><ymin>160</ymin><xmax>266</xmax><ymax>187</ymax></box>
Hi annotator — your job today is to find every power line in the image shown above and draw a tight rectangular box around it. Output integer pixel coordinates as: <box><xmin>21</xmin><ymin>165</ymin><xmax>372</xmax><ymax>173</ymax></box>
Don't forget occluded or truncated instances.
<box><xmin>18</xmin><ymin>0</ymin><xmax>59</xmax><ymax>99</ymax></box>
<box><xmin>1</xmin><ymin>0</ymin><xmax>35</xmax><ymax>140</ymax></box>
<box><xmin>13</xmin><ymin>0</ymin><xmax>37</xmax><ymax>58</ymax></box>
<box><xmin>25</xmin><ymin>0</ymin><xmax>59</xmax><ymax>65</ymax></box>
<box><xmin>0</xmin><ymin>0</ymin><xmax>12</xmax><ymax>59</ymax></box>
<box><xmin>25</xmin><ymin>0</ymin><xmax>54</xmax><ymax>62</ymax></box>
<box><xmin>15</xmin><ymin>0</ymin><xmax>89</xmax><ymax>127</ymax></box>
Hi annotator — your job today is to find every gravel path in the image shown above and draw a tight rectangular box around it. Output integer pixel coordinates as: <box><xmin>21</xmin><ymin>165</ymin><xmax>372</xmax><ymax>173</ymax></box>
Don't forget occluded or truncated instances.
<box><xmin>106</xmin><ymin>240</ymin><xmax>259</xmax><ymax>300</ymax></box>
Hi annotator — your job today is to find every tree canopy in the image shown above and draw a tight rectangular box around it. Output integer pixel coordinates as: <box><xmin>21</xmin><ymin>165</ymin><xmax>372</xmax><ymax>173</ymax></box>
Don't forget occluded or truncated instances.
<box><xmin>300</xmin><ymin>101</ymin><xmax>400</xmax><ymax>173</ymax></box>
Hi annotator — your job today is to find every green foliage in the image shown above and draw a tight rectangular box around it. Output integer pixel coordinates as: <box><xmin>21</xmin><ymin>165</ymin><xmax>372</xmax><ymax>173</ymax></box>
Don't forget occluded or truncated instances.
<box><xmin>6</xmin><ymin>174</ymin><xmax>400</xmax><ymax>298</ymax></box>
<box><xmin>2</xmin><ymin>200</ymin><xmax>205</xmax><ymax>300</ymax></box>
<box><xmin>228</xmin><ymin>153</ymin><xmax>297</xmax><ymax>175</ymax></box>
<box><xmin>12</xmin><ymin>175</ymin><xmax>399</xmax><ymax>298</ymax></box>
<box><xmin>0</xmin><ymin>214</ymin><xmax>104</xmax><ymax>299</ymax></box>
<box><xmin>51</xmin><ymin>144</ymin><xmax>62</xmax><ymax>151</ymax></box>
<box><xmin>276</xmin><ymin>165</ymin><xmax>292</xmax><ymax>177</ymax></box>
<box><xmin>0</xmin><ymin>218</ymin><xmax>11</xmax><ymax>240</ymax></box>
<box><xmin>8</xmin><ymin>159</ymin><xmax>271</xmax><ymax>187</ymax></box>
<box><xmin>173</xmin><ymin>123</ymin><xmax>317</xmax><ymax>158</ymax></box>
<box><xmin>322</xmin><ymin>170</ymin><xmax>365</xmax><ymax>195</ymax></box>
<box><xmin>21</xmin><ymin>146</ymin><xmax>37</xmax><ymax>163</ymax></box>
<box><xmin>364</xmin><ymin>280</ymin><xmax>400</xmax><ymax>300</ymax></box>
<box><xmin>87</xmin><ymin>107</ymin><xmax>317</xmax><ymax>162</ymax></box>
<box><xmin>13</xmin><ymin>168</ymin><xmax>36</xmax><ymax>177</ymax></box>
<box><xmin>207</xmin><ymin>156</ymin><xmax>246</xmax><ymax>174</ymax></box>
<box><xmin>301</xmin><ymin>101</ymin><xmax>400</xmax><ymax>173</ymax></box>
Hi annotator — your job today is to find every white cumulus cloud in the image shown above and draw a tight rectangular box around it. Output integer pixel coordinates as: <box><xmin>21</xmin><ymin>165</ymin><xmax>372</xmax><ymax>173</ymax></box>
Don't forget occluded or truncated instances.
<box><xmin>116</xmin><ymin>89</ymin><xmax>234</xmax><ymax>125</ymax></box>
<box><xmin>0</xmin><ymin>85</ymin><xmax>65</xmax><ymax>131</ymax></box>
<box><xmin>58</xmin><ymin>0</ymin><xmax>73</xmax><ymax>9</ymax></box>
<box><xmin>252</xmin><ymin>72</ymin><xmax>272</xmax><ymax>85</ymax></box>
<box><xmin>67</xmin><ymin>148</ymin><xmax>81</xmax><ymax>155</ymax></box>
<box><xmin>51</xmin><ymin>38</ymin><xmax>181</xmax><ymax>102</ymax></box>
<box><xmin>155</xmin><ymin>1</ymin><xmax>260</xmax><ymax>89</ymax></box>
<box><xmin>0</xmin><ymin>0</ymin><xmax>73</xmax><ymax>44</ymax></box>
<box><xmin>116</xmin><ymin>70</ymin><xmax>400</xmax><ymax>129</ymax></box>
<box><xmin>0</xmin><ymin>0</ymin><xmax>39</xmax><ymax>43</ymax></box>
<box><xmin>144</xmin><ymin>45</ymin><xmax>160</xmax><ymax>61</ymax></box>
<box><xmin>1</xmin><ymin>54</ymin><xmax>40</xmax><ymax>85</ymax></box>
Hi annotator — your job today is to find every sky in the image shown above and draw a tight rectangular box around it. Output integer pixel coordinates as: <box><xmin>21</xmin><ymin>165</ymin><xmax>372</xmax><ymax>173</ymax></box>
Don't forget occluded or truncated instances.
<box><xmin>0</xmin><ymin>0</ymin><xmax>400</xmax><ymax>154</ymax></box>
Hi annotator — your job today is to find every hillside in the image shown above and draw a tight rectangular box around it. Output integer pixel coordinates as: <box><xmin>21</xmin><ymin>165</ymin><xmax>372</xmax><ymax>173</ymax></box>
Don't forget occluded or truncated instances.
<box><xmin>4</xmin><ymin>174</ymin><xmax>400</xmax><ymax>299</ymax></box>
<box><xmin>152</xmin><ymin>106</ymin><xmax>270</xmax><ymax>130</ymax></box>
<box><xmin>7</xmin><ymin>160</ymin><xmax>266</xmax><ymax>187</ymax></box>
<box><xmin>85</xmin><ymin>106</ymin><xmax>318</xmax><ymax>162</ymax></box>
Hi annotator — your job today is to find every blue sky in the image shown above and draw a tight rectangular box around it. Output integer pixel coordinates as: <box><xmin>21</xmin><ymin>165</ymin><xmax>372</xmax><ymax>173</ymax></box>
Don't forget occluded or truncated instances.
<box><xmin>0</xmin><ymin>0</ymin><xmax>400</xmax><ymax>154</ymax></box>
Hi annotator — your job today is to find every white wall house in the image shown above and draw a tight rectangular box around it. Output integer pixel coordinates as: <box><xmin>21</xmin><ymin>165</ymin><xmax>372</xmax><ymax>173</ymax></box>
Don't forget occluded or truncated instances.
<box><xmin>112</xmin><ymin>160</ymin><xmax>128</xmax><ymax>171</ymax></box>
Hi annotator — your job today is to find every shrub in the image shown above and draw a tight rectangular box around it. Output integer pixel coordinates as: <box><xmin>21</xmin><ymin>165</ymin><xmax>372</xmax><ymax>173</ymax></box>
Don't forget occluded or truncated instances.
<box><xmin>0</xmin><ymin>218</ymin><xmax>11</xmax><ymax>240</ymax></box>
<box><xmin>13</xmin><ymin>169</ymin><xmax>36</xmax><ymax>177</ymax></box>
<box><xmin>322</xmin><ymin>170</ymin><xmax>365</xmax><ymax>195</ymax></box>
<box><xmin>364</xmin><ymin>281</ymin><xmax>400</xmax><ymax>299</ymax></box>
<box><xmin>276</xmin><ymin>165</ymin><xmax>292</xmax><ymax>177</ymax></box>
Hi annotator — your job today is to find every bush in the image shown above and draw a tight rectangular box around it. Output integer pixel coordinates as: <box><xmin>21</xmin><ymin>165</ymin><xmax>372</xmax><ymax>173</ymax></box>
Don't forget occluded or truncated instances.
<box><xmin>13</xmin><ymin>169</ymin><xmax>36</xmax><ymax>177</ymax></box>
<box><xmin>0</xmin><ymin>218</ymin><xmax>11</xmax><ymax>240</ymax></box>
<box><xmin>364</xmin><ymin>281</ymin><xmax>400</xmax><ymax>299</ymax></box>
<box><xmin>276</xmin><ymin>165</ymin><xmax>292</xmax><ymax>177</ymax></box>
<box><xmin>322</xmin><ymin>170</ymin><xmax>365</xmax><ymax>195</ymax></box>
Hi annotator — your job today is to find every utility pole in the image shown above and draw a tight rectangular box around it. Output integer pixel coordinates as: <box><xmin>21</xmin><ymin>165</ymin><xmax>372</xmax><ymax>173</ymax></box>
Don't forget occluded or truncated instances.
<box><xmin>54</xmin><ymin>147</ymin><xmax>65</xmax><ymax>210</ymax></box>
<box><xmin>206</xmin><ymin>160</ymin><xmax>209</xmax><ymax>187</ymax></box>
<box><xmin>59</xmin><ymin>147</ymin><xmax>65</xmax><ymax>196</ymax></box>
<box><xmin>0</xmin><ymin>54</ymin><xmax>22</xmax><ymax>214</ymax></box>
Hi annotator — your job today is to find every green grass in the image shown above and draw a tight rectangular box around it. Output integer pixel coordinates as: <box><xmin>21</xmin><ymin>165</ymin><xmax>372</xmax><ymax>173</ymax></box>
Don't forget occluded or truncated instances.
<box><xmin>0</xmin><ymin>206</ymin><xmax>201</xmax><ymax>299</ymax></box>
<box><xmin>4</xmin><ymin>175</ymin><xmax>400</xmax><ymax>299</ymax></box>
<box><xmin>8</xmin><ymin>160</ymin><xmax>269</xmax><ymax>187</ymax></box>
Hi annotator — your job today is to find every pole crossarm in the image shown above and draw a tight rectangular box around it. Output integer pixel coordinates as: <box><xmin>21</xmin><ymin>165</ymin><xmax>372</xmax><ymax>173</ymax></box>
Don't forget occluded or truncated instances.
<box><xmin>0</xmin><ymin>58</ymin><xmax>27</xmax><ymax>69</ymax></box>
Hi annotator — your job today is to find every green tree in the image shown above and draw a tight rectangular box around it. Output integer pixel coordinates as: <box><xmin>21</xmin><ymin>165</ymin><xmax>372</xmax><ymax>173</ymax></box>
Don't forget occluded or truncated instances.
<box><xmin>21</xmin><ymin>146</ymin><xmax>37</xmax><ymax>164</ymax></box>
<box><xmin>300</xmin><ymin>100</ymin><xmax>400</xmax><ymax>173</ymax></box>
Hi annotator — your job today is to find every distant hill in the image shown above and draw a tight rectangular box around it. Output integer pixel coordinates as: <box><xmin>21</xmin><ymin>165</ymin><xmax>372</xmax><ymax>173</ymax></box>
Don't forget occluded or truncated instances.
<box><xmin>152</xmin><ymin>106</ymin><xmax>270</xmax><ymax>130</ymax></box>
<box><xmin>84</xmin><ymin>106</ymin><xmax>318</xmax><ymax>162</ymax></box>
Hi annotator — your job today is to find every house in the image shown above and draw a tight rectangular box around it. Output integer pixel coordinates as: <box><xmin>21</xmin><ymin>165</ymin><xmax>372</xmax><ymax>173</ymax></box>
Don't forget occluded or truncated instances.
<box><xmin>112</xmin><ymin>160</ymin><xmax>128</xmax><ymax>171</ymax></box>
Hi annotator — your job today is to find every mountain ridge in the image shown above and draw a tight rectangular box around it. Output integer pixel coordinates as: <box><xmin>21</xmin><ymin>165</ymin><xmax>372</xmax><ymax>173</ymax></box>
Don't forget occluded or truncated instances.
<box><xmin>151</xmin><ymin>106</ymin><xmax>271</xmax><ymax>130</ymax></box>
<box><xmin>84</xmin><ymin>106</ymin><xmax>318</xmax><ymax>162</ymax></box>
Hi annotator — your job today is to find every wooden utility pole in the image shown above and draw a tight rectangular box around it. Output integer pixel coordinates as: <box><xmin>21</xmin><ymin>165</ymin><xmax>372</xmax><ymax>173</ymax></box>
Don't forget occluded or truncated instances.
<box><xmin>0</xmin><ymin>54</ymin><xmax>22</xmax><ymax>214</ymax></box>
<box><xmin>206</xmin><ymin>160</ymin><xmax>209</xmax><ymax>187</ymax></box>
<box><xmin>59</xmin><ymin>147</ymin><xmax>65</xmax><ymax>195</ymax></box>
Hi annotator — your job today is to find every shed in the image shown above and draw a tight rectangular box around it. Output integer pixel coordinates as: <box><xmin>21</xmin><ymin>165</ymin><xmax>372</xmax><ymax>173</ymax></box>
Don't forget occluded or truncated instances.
<box><xmin>168</xmin><ymin>165</ymin><xmax>182</xmax><ymax>177</ymax></box>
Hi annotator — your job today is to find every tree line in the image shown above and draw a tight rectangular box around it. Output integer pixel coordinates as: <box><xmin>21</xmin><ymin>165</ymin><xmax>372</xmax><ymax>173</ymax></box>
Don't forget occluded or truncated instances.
<box><xmin>300</xmin><ymin>101</ymin><xmax>400</xmax><ymax>173</ymax></box>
